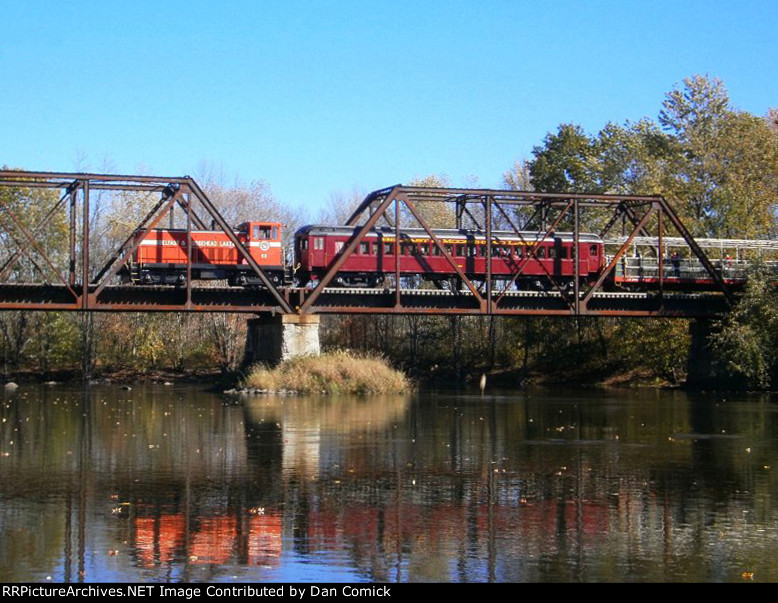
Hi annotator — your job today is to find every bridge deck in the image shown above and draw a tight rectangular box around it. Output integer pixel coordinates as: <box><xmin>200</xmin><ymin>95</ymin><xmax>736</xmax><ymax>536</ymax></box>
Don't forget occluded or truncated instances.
<box><xmin>0</xmin><ymin>284</ymin><xmax>730</xmax><ymax>317</ymax></box>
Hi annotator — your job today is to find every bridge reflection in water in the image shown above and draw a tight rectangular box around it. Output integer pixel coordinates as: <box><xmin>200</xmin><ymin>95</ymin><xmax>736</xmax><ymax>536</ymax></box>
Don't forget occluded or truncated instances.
<box><xmin>2</xmin><ymin>384</ymin><xmax>778</xmax><ymax>582</ymax></box>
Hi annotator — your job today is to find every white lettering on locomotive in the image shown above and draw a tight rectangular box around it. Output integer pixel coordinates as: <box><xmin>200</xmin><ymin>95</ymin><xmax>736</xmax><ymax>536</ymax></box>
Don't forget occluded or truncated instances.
<box><xmin>145</xmin><ymin>239</ymin><xmax>236</xmax><ymax>248</ymax></box>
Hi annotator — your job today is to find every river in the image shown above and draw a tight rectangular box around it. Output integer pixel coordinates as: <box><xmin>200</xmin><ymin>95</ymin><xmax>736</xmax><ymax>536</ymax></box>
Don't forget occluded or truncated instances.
<box><xmin>1</xmin><ymin>382</ymin><xmax>777</xmax><ymax>583</ymax></box>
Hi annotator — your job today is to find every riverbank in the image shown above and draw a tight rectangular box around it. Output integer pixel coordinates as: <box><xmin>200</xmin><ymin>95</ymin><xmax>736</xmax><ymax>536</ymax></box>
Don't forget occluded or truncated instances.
<box><xmin>0</xmin><ymin>358</ymin><xmax>680</xmax><ymax>392</ymax></box>
<box><xmin>1</xmin><ymin>367</ymin><xmax>228</xmax><ymax>387</ymax></box>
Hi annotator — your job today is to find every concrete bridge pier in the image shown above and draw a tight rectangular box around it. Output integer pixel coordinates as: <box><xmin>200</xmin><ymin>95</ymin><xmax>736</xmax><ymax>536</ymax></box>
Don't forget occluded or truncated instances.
<box><xmin>686</xmin><ymin>318</ymin><xmax>717</xmax><ymax>388</ymax></box>
<box><xmin>243</xmin><ymin>314</ymin><xmax>321</xmax><ymax>367</ymax></box>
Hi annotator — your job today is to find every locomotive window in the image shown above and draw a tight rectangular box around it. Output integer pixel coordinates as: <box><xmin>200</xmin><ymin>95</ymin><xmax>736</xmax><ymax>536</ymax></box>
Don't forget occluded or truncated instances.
<box><xmin>314</xmin><ymin>237</ymin><xmax>324</xmax><ymax>250</ymax></box>
<box><xmin>515</xmin><ymin>246</ymin><xmax>522</xmax><ymax>258</ymax></box>
<box><xmin>590</xmin><ymin>245</ymin><xmax>598</xmax><ymax>256</ymax></box>
<box><xmin>444</xmin><ymin>244</ymin><xmax>454</xmax><ymax>256</ymax></box>
<box><xmin>384</xmin><ymin>242</ymin><xmax>394</xmax><ymax>255</ymax></box>
<box><xmin>359</xmin><ymin>241</ymin><xmax>370</xmax><ymax>255</ymax></box>
<box><xmin>300</xmin><ymin>239</ymin><xmax>308</xmax><ymax>250</ymax></box>
<box><xmin>536</xmin><ymin>247</ymin><xmax>546</xmax><ymax>259</ymax></box>
<box><xmin>548</xmin><ymin>247</ymin><xmax>556</xmax><ymax>259</ymax></box>
<box><xmin>272</xmin><ymin>226</ymin><xmax>278</xmax><ymax>239</ymax></box>
<box><xmin>559</xmin><ymin>247</ymin><xmax>568</xmax><ymax>259</ymax></box>
<box><xmin>455</xmin><ymin>244</ymin><xmax>465</xmax><ymax>257</ymax></box>
<box><xmin>254</xmin><ymin>226</ymin><xmax>273</xmax><ymax>239</ymax></box>
<box><xmin>432</xmin><ymin>244</ymin><xmax>442</xmax><ymax>256</ymax></box>
<box><xmin>420</xmin><ymin>243</ymin><xmax>429</xmax><ymax>255</ymax></box>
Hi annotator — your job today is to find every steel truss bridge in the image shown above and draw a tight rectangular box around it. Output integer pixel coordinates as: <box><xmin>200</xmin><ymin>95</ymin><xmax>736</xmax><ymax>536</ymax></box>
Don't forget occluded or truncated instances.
<box><xmin>0</xmin><ymin>170</ymin><xmax>763</xmax><ymax>318</ymax></box>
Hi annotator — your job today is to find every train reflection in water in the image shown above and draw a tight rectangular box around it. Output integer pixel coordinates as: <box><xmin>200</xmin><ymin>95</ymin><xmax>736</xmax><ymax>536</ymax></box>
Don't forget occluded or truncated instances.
<box><xmin>2</xmin><ymin>384</ymin><xmax>778</xmax><ymax>582</ymax></box>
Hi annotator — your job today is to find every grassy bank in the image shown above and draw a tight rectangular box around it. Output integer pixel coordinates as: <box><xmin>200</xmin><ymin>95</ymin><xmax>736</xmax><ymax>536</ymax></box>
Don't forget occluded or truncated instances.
<box><xmin>241</xmin><ymin>350</ymin><xmax>410</xmax><ymax>395</ymax></box>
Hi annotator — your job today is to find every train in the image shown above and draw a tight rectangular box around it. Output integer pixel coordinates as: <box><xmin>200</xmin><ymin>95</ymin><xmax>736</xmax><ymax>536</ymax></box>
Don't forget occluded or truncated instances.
<box><xmin>294</xmin><ymin>225</ymin><xmax>605</xmax><ymax>289</ymax></box>
<box><xmin>124</xmin><ymin>221</ymin><xmax>286</xmax><ymax>286</ymax></box>
<box><xmin>122</xmin><ymin>222</ymin><xmax>743</xmax><ymax>291</ymax></box>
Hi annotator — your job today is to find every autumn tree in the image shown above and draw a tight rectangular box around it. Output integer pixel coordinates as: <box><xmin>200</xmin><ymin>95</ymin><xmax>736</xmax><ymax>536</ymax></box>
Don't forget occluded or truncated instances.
<box><xmin>657</xmin><ymin>75</ymin><xmax>778</xmax><ymax>237</ymax></box>
<box><xmin>0</xmin><ymin>174</ymin><xmax>72</xmax><ymax>372</ymax></box>
<box><xmin>405</xmin><ymin>174</ymin><xmax>455</xmax><ymax>229</ymax></box>
<box><xmin>318</xmin><ymin>187</ymin><xmax>368</xmax><ymax>224</ymax></box>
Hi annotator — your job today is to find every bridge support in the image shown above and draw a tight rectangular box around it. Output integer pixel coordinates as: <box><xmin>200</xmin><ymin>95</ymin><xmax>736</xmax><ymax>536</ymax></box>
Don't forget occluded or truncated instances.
<box><xmin>243</xmin><ymin>314</ymin><xmax>321</xmax><ymax>366</ymax></box>
<box><xmin>686</xmin><ymin>318</ymin><xmax>717</xmax><ymax>388</ymax></box>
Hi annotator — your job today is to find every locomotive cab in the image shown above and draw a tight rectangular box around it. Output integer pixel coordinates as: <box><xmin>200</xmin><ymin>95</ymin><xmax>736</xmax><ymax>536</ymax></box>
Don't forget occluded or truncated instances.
<box><xmin>231</xmin><ymin>221</ymin><xmax>284</xmax><ymax>285</ymax></box>
<box><xmin>237</xmin><ymin>221</ymin><xmax>282</xmax><ymax>263</ymax></box>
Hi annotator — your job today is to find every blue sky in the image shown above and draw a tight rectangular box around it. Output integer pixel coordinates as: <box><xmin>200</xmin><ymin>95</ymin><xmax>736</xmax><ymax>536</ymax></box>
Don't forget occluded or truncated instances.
<box><xmin>1</xmin><ymin>1</ymin><xmax>776</xmax><ymax>217</ymax></box>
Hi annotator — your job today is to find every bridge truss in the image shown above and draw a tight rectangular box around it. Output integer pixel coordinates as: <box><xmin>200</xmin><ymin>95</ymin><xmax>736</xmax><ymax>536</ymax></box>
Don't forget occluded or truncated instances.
<box><xmin>0</xmin><ymin>171</ymin><xmax>735</xmax><ymax>317</ymax></box>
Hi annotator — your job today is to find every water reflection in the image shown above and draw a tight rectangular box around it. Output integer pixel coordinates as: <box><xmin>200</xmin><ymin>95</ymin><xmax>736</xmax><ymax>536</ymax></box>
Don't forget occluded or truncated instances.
<box><xmin>1</xmin><ymin>384</ymin><xmax>778</xmax><ymax>582</ymax></box>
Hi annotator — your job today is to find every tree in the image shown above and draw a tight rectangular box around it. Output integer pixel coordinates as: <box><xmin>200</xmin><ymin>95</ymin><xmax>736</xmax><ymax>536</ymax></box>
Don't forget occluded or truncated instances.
<box><xmin>768</xmin><ymin>107</ymin><xmax>778</xmax><ymax>133</ymax></box>
<box><xmin>657</xmin><ymin>75</ymin><xmax>778</xmax><ymax>237</ymax></box>
<box><xmin>502</xmin><ymin>160</ymin><xmax>533</xmax><ymax>191</ymax></box>
<box><xmin>194</xmin><ymin>162</ymin><xmax>305</xmax><ymax>248</ymax></box>
<box><xmin>523</xmin><ymin>76</ymin><xmax>778</xmax><ymax>240</ymax></box>
<box><xmin>405</xmin><ymin>174</ymin><xmax>455</xmax><ymax>228</ymax></box>
<box><xmin>318</xmin><ymin>187</ymin><xmax>367</xmax><ymax>225</ymax></box>
<box><xmin>710</xmin><ymin>263</ymin><xmax>778</xmax><ymax>389</ymax></box>
<box><xmin>528</xmin><ymin>124</ymin><xmax>602</xmax><ymax>193</ymax></box>
<box><xmin>0</xmin><ymin>173</ymin><xmax>69</xmax><ymax>283</ymax></box>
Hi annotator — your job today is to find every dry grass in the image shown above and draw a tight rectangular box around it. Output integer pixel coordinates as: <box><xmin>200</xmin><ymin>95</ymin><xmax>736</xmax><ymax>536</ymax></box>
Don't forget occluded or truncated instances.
<box><xmin>242</xmin><ymin>350</ymin><xmax>410</xmax><ymax>395</ymax></box>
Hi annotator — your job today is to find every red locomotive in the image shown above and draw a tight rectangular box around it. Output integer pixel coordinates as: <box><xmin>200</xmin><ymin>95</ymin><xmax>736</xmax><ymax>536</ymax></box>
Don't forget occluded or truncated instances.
<box><xmin>294</xmin><ymin>225</ymin><xmax>605</xmax><ymax>289</ymax></box>
<box><xmin>125</xmin><ymin>221</ymin><xmax>284</xmax><ymax>286</ymax></box>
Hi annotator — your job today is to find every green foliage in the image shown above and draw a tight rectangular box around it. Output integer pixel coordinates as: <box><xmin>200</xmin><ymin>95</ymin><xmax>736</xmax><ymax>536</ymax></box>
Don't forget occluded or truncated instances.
<box><xmin>615</xmin><ymin>319</ymin><xmax>690</xmax><ymax>384</ymax></box>
<box><xmin>711</xmin><ymin>263</ymin><xmax>778</xmax><ymax>389</ymax></box>
<box><xmin>525</xmin><ymin>75</ymin><xmax>778</xmax><ymax>240</ymax></box>
<box><xmin>657</xmin><ymin>76</ymin><xmax>778</xmax><ymax>237</ymax></box>
<box><xmin>529</xmin><ymin>124</ymin><xmax>602</xmax><ymax>193</ymax></box>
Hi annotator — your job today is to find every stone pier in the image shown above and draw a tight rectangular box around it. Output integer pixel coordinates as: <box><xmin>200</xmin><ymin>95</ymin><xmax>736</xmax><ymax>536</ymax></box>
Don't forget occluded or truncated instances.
<box><xmin>243</xmin><ymin>314</ymin><xmax>321</xmax><ymax>366</ymax></box>
<box><xmin>686</xmin><ymin>318</ymin><xmax>716</xmax><ymax>388</ymax></box>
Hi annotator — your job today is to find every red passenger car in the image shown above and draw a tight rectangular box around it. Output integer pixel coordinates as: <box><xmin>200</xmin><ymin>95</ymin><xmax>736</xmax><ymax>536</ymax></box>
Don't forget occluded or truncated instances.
<box><xmin>294</xmin><ymin>225</ymin><xmax>605</xmax><ymax>289</ymax></box>
<box><xmin>125</xmin><ymin>221</ymin><xmax>284</xmax><ymax>286</ymax></box>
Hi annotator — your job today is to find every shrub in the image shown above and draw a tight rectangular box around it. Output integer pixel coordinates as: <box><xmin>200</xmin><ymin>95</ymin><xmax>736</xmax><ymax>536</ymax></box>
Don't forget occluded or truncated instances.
<box><xmin>242</xmin><ymin>350</ymin><xmax>410</xmax><ymax>394</ymax></box>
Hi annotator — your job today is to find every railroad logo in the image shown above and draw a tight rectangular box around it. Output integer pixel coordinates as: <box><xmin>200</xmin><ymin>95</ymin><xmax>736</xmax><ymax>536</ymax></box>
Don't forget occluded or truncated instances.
<box><xmin>259</xmin><ymin>241</ymin><xmax>270</xmax><ymax>251</ymax></box>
